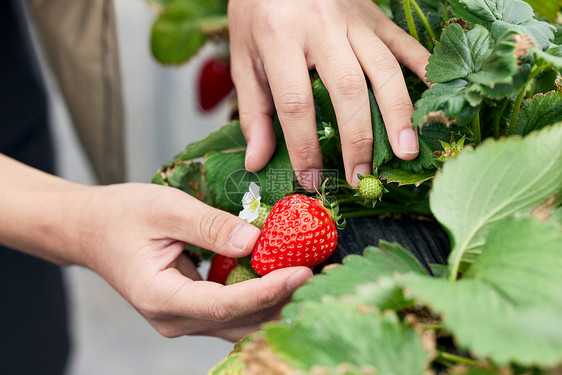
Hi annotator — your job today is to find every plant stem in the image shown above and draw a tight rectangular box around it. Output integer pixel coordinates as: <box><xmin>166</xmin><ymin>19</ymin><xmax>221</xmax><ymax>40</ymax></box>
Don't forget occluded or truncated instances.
<box><xmin>442</xmin><ymin>0</ymin><xmax>449</xmax><ymax>23</ymax></box>
<box><xmin>336</xmin><ymin>197</ymin><xmax>364</xmax><ymax>205</ymax></box>
<box><xmin>410</xmin><ymin>0</ymin><xmax>435</xmax><ymax>48</ymax></box>
<box><xmin>472</xmin><ymin>110</ymin><xmax>481</xmax><ymax>145</ymax></box>
<box><xmin>403</xmin><ymin>0</ymin><xmax>420</xmax><ymax>42</ymax></box>
<box><xmin>509</xmin><ymin>63</ymin><xmax>551</xmax><ymax>135</ymax></box>
<box><xmin>437</xmin><ymin>352</ymin><xmax>476</xmax><ymax>365</ymax></box>
<box><xmin>492</xmin><ymin>99</ymin><xmax>509</xmax><ymax>138</ymax></box>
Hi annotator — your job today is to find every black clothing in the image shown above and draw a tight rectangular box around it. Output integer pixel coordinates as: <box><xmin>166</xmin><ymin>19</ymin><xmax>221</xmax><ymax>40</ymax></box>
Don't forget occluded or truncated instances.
<box><xmin>0</xmin><ymin>1</ymin><xmax>70</xmax><ymax>374</ymax></box>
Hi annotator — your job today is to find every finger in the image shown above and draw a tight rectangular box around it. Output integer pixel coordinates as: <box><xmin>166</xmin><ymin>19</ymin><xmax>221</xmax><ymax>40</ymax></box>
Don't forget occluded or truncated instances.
<box><xmin>260</xmin><ymin>43</ymin><xmax>322</xmax><ymax>191</ymax></box>
<box><xmin>162</xmin><ymin>191</ymin><xmax>261</xmax><ymax>257</ymax></box>
<box><xmin>372</xmin><ymin>8</ymin><xmax>431</xmax><ymax>85</ymax></box>
<box><xmin>349</xmin><ymin>26</ymin><xmax>419</xmax><ymax>160</ymax></box>
<box><xmin>158</xmin><ymin>266</ymin><xmax>312</xmax><ymax>322</ymax></box>
<box><xmin>174</xmin><ymin>253</ymin><xmax>202</xmax><ymax>281</ymax></box>
<box><xmin>231</xmin><ymin>51</ymin><xmax>277</xmax><ymax>172</ymax></box>
<box><xmin>309</xmin><ymin>32</ymin><xmax>373</xmax><ymax>187</ymax></box>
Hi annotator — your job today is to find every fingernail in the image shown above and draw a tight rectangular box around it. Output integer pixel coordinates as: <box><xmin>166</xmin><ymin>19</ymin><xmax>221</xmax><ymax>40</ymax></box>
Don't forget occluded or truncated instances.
<box><xmin>351</xmin><ymin>163</ymin><xmax>371</xmax><ymax>187</ymax></box>
<box><xmin>286</xmin><ymin>269</ymin><xmax>311</xmax><ymax>291</ymax></box>
<box><xmin>298</xmin><ymin>169</ymin><xmax>322</xmax><ymax>192</ymax></box>
<box><xmin>230</xmin><ymin>223</ymin><xmax>260</xmax><ymax>252</ymax></box>
<box><xmin>399</xmin><ymin>128</ymin><xmax>419</xmax><ymax>154</ymax></box>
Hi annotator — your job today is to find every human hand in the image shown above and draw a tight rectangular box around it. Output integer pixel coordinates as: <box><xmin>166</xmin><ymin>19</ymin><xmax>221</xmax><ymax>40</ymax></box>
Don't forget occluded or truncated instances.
<box><xmin>228</xmin><ymin>0</ymin><xmax>431</xmax><ymax>190</ymax></box>
<box><xmin>75</xmin><ymin>183</ymin><xmax>312</xmax><ymax>341</ymax></box>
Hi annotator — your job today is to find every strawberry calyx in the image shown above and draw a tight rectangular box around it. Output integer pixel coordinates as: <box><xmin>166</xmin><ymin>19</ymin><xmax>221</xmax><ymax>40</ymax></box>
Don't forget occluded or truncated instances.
<box><xmin>316</xmin><ymin>179</ymin><xmax>347</xmax><ymax>230</ymax></box>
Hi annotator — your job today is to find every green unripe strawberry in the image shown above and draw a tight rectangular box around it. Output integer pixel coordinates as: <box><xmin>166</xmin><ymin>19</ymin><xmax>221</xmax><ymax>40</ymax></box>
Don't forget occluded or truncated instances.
<box><xmin>355</xmin><ymin>173</ymin><xmax>387</xmax><ymax>206</ymax></box>
<box><xmin>250</xmin><ymin>205</ymin><xmax>271</xmax><ymax>229</ymax></box>
<box><xmin>225</xmin><ymin>265</ymin><xmax>258</xmax><ymax>285</ymax></box>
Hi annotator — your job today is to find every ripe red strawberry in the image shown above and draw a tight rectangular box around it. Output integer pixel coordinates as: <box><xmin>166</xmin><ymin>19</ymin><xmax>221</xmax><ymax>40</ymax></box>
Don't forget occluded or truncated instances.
<box><xmin>207</xmin><ymin>255</ymin><xmax>238</xmax><ymax>284</ymax></box>
<box><xmin>251</xmin><ymin>194</ymin><xmax>339</xmax><ymax>276</ymax></box>
<box><xmin>197</xmin><ymin>57</ymin><xmax>234</xmax><ymax>111</ymax></box>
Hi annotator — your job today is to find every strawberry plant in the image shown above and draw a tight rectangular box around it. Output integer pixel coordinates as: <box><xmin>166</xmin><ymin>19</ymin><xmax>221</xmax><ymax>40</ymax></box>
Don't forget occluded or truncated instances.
<box><xmin>148</xmin><ymin>0</ymin><xmax>562</xmax><ymax>373</ymax></box>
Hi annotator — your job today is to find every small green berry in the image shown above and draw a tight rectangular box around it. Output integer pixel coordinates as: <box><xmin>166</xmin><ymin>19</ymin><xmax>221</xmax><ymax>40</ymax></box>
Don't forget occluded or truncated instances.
<box><xmin>225</xmin><ymin>265</ymin><xmax>258</xmax><ymax>285</ymax></box>
<box><xmin>356</xmin><ymin>174</ymin><xmax>384</xmax><ymax>204</ymax></box>
<box><xmin>250</xmin><ymin>205</ymin><xmax>271</xmax><ymax>229</ymax></box>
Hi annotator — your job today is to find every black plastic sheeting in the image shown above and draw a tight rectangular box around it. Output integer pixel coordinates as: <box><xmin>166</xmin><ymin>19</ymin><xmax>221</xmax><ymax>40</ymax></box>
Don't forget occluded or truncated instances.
<box><xmin>315</xmin><ymin>216</ymin><xmax>451</xmax><ymax>274</ymax></box>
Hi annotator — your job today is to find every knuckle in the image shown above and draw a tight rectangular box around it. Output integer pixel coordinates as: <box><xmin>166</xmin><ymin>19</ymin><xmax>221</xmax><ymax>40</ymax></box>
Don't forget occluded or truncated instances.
<box><xmin>155</xmin><ymin>324</ymin><xmax>182</xmax><ymax>339</ymax></box>
<box><xmin>130</xmin><ymin>290</ymin><xmax>161</xmax><ymax>321</ymax></box>
<box><xmin>278</xmin><ymin>90</ymin><xmax>314</xmax><ymax>118</ymax></box>
<box><xmin>207</xmin><ymin>299</ymin><xmax>235</xmax><ymax>322</ymax></box>
<box><xmin>334</xmin><ymin>71</ymin><xmax>366</xmax><ymax>98</ymax></box>
<box><xmin>255</xmin><ymin>286</ymin><xmax>281</xmax><ymax>310</ymax></box>
<box><xmin>311</xmin><ymin>0</ymin><xmax>339</xmax><ymax>20</ymax></box>
<box><xmin>388</xmin><ymin>99</ymin><xmax>414</xmax><ymax>119</ymax></box>
<box><xmin>199</xmin><ymin>210</ymin><xmax>230</xmax><ymax>249</ymax></box>
<box><xmin>253</xmin><ymin>3</ymin><xmax>293</xmax><ymax>36</ymax></box>
<box><xmin>345</xmin><ymin>130</ymin><xmax>373</xmax><ymax>152</ymax></box>
<box><xmin>290</xmin><ymin>139</ymin><xmax>321</xmax><ymax>167</ymax></box>
<box><xmin>371</xmin><ymin>53</ymin><xmax>401</xmax><ymax>75</ymax></box>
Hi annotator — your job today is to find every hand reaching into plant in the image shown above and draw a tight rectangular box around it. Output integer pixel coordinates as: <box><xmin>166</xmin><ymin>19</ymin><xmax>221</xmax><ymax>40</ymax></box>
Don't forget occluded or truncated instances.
<box><xmin>228</xmin><ymin>0</ymin><xmax>431</xmax><ymax>190</ymax></box>
<box><xmin>0</xmin><ymin>154</ymin><xmax>312</xmax><ymax>342</ymax></box>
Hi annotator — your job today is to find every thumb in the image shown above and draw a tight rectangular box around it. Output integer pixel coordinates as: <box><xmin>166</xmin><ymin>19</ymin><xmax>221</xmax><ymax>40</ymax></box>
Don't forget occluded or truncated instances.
<box><xmin>165</xmin><ymin>191</ymin><xmax>261</xmax><ymax>257</ymax></box>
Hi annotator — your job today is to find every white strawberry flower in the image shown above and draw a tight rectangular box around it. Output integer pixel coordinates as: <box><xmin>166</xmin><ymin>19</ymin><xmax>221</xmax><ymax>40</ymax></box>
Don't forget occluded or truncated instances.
<box><xmin>238</xmin><ymin>182</ymin><xmax>261</xmax><ymax>223</ymax></box>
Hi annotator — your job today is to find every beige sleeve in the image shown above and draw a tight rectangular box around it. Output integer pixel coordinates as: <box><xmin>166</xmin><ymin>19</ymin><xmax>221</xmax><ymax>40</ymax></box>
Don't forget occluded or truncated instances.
<box><xmin>28</xmin><ymin>0</ymin><xmax>126</xmax><ymax>184</ymax></box>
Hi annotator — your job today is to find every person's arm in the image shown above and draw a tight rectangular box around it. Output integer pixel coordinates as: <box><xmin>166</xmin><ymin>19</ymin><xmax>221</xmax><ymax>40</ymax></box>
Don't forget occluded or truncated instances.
<box><xmin>228</xmin><ymin>0</ymin><xmax>431</xmax><ymax>190</ymax></box>
<box><xmin>0</xmin><ymin>153</ymin><xmax>311</xmax><ymax>341</ymax></box>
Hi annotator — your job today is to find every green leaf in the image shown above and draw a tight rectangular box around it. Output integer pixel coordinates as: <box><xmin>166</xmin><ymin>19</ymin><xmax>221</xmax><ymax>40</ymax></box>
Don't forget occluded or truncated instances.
<box><xmin>450</xmin><ymin>0</ymin><xmax>555</xmax><ymax>49</ymax></box>
<box><xmin>534</xmin><ymin>46</ymin><xmax>562</xmax><ymax>73</ymax></box>
<box><xmin>464</xmin><ymin>217</ymin><xmax>562</xmax><ymax>310</ymax></box>
<box><xmin>267</xmin><ymin>301</ymin><xmax>431</xmax><ymax>374</ymax></box>
<box><xmin>150</xmin><ymin>0</ymin><xmax>223</xmax><ymax>64</ymax></box>
<box><xmin>515</xmin><ymin>92</ymin><xmax>562</xmax><ymax>136</ymax></box>
<box><xmin>208</xmin><ymin>353</ymin><xmax>244</xmax><ymax>375</ymax></box>
<box><xmin>379</xmin><ymin>166</ymin><xmax>434</xmax><ymax>186</ymax></box>
<box><xmin>412</xmin><ymin>79</ymin><xmax>480</xmax><ymax>127</ymax></box>
<box><xmin>427</xmin><ymin>24</ymin><xmax>522</xmax><ymax>99</ymax></box>
<box><xmin>370</xmin><ymin>89</ymin><xmax>394</xmax><ymax>169</ymax></box>
<box><xmin>174</xmin><ymin>120</ymin><xmax>247</xmax><ymax>161</ymax></box>
<box><xmin>430</xmin><ymin>124</ymin><xmax>562</xmax><ymax>278</ymax></box>
<box><xmin>523</xmin><ymin>0</ymin><xmax>562</xmax><ymax>23</ymax></box>
<box><xmin>395</xmin><ymin>135</ymin><xmax>438</xmax><ymax>172</ymax></box>
<box><xmin>152</xmin><ymin>161</ymin><xmax>215</xmax><ymax>205</ymax></box>
<box><xmin>426</xmin><ymin>24</ymin><xmax>493</xmax><ymax>83</ymax></box>
<box><xmin>467</xmin><ymin>29</ymin><xmax>520</xmax><ymax>86</ymax></box>
<box><xmin>204</xmin><ymin>144</ymin><xmax>294</xmax><ymax>212</ymax></box>
<box><xmin>282</xmin><ymin>241</ymin><xmax>427</xmax><ymax>319</ymax></box>
<box><xmin>403</xmin><ymin>217</ymin><xmax>562</xmax><ymax>366</ymax></box>
<box><xmin>312</xmin><ymin>78</ymin><xmax>338</xmax><ymax>129</ymax></box>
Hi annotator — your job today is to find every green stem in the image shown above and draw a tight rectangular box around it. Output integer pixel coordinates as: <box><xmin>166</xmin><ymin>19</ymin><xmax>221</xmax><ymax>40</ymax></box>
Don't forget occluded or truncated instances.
<box><xmin>336</xmin><ymin>197</ymin><xmax>365</xmax><ymax>205</ymax></box>
<box><xmin>473</xmin><ymin>110</ymin><xmax>481</xmax><ymax>145</ymax></box>
<box><xmin>410</xmin><ymin>0</ymin><xmax>435</xmax><ymax>48</ymax></box>
<box><xmin>420</xmin><ymin>324</ymin><xmax>444</xmax><ymax>330</ymax></box>
<box><xmin>509</xmin><ymin>63</ymin><xmax>551</xmax><ymax>135</ymax></box>
<box><xmin>403</xmin><ymin>0</ymin><xmax>420</xmax><ymax>42</ymax></box>
<box><xmin>437</xmin><ymin>352</ymin><xmax>476</xmax><ymax>365</ymax></box>
<box><xmin>492</xmin><ymin>99</ymin><xmax>509</xmax><ymax>138</ymax></box>
<box><xmin>442</xmin><ymin>0</ymin><xmax>449</xmax><ymax>23</ymax></box>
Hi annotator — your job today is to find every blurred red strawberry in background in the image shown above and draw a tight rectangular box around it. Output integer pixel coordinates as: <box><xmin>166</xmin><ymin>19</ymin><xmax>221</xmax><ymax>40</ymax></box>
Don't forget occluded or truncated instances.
<box><xmin>197</xmin><ymin>57</ymin><xmax>234</xmax><ymax>111</ymax></box>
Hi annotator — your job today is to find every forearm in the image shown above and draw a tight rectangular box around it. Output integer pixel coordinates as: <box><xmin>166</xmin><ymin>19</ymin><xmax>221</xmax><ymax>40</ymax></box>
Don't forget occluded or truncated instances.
<box><xmin>0</xmin><ymin>153</ymin><xmax>94</xmax><ymax>266</ymax></box>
